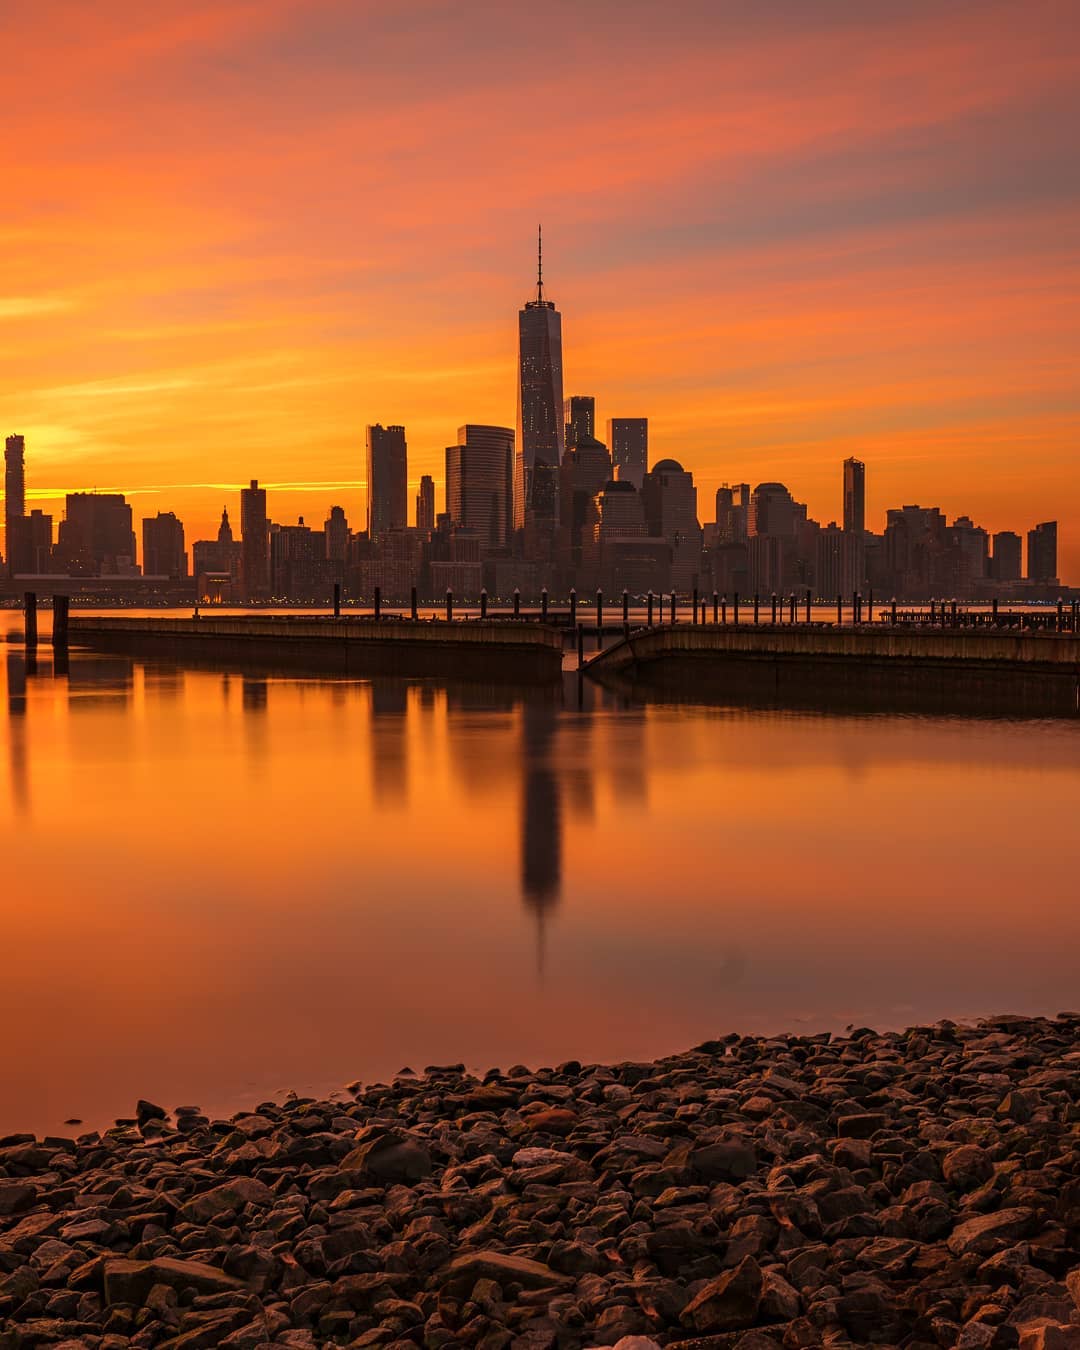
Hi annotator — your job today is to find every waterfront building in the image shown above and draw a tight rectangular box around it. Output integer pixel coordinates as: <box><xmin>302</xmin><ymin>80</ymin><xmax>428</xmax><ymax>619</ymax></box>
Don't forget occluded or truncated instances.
<box><xmin>366</xmin><ymin>424</ymin><xmax>408</xmax><ymax>537</ymax></box>
<box><xmin>192</xmin><ymin>508</ymin><xmax>242</xmax><ymax>599</ymax></box>
<box><xmin>1027</xmin><ymin>521</ymin><xmax>1058</xmax><ymax>582</ymax></box>
<box><xmin>324</xmin><ymin>505</ymin><xmax>350</xmax><ymax>570</ymax></box>
<box><xmin>746</xmin><ymin>482</ymin><xmax>807</xmax><ymax>594</ymax></box>
<box><xmin>141</xmin><ymin>512</ymin><xmax>187</xmax><ymax>578</ymax></box>
<box><xmin>712</xmin><ymin>483</ymin><xmax>750</xmax><ymax>545</ymax></box>
<box><xmin>608</xmin><ymin>418</ymin><xmax>648</xmax><ymax>490</ymax></box>
<box><xmin>416</xmin><ymin>475</ymin><xmax>435</xmax><ymax>533</ymax></box>
<box><xmin>883</xmin><ymin>505</ymin><xmax>947</xmax><ymax>600</ymax></box>
<box><xmin>564</xmin><ymin>395</ymin><xmax>595</xmax><ymax>450</ymax></box>
<box><xmin>642</xmin><ymin>459</ymin><xmax>702</xmax><ymax>593</ymax></box>
<box><xmin>270</xmin><ymin>517</ymin><xmax>332</xmax><ymax>599</ymax></box>
<box><xmin>843</xmin><ymin>457</ymin><xmax>866</xmax><ymax>535</ymax></box>
<box><xmin>4</xmin><ymin>434</ymin><xmax>25</xmax><ymax>577</ymax></box>
<box><xmin>446</xmin><ymin>425</ymin><xmax>515</xmax><ymax>550</ymax></box>
<box><xmin>240</xmin><ymin>479</ymin><xmax>270</xmax><ymax>601</ymax></box>
<box><xmin>816</xmin><ymin>523</ymin><xmax>865</xmax><ymax>598</ymax></box>
<box><xmin>990</xmin><ymin>530</ymin><xmax>1022</xmax><ymax>582</ymax></box>
<box><xmin>558</xmin><ymin>433</ymin><xmax>612</xmax><ymax>585</ymax></box>
<box><xmin>515</xmin><ymin>228</ymin><xmax>564</xmax><ymax>534</ymax></box>
<box><xmin>56</xmin><ymin>493</ymin><xmax>137</xmax><ymax>575</ymax></box>
<box><xmin>942</xmin><ymin>516</ymin><xmax>989</xmax><ymax>598</ymax></box>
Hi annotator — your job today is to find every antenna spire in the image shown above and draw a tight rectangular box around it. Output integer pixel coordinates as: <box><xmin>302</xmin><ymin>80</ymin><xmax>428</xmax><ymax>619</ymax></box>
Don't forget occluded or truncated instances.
<box><xmin>536</xmin><ymin>223</ymin><xmax>544</xmax><ymax>302</ymax></box>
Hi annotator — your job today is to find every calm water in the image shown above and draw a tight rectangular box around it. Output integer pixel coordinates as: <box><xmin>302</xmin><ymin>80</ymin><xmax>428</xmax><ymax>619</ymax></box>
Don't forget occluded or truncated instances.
<box><xmin>2</xmin><ymin>610</ymin><xmax>1079</xmax><ymax>1137</ymax></box>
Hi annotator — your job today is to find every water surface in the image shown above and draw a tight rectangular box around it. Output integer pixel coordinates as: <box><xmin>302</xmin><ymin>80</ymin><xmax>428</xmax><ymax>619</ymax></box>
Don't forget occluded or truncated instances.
<box><xmin>2</xmin><ymin>611</ymin><xmax>1078</xmax><ymax>1136</ymax></box>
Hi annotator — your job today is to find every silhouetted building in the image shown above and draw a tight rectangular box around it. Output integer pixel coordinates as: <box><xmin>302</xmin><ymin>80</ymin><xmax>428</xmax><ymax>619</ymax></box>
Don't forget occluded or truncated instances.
<box><xmin>366</xmin><ymin>424</ymin><xmax>408</xmax><ymax>537</ymax></box>
<box><xmin>817</xmin><ymin>523</ymin><xmax>865</xmax><ymax>598</ymax></box>
<box><xmin>446</xmin><ymin>425</ymin><xmax>515</xmax><ymax>550</ymax></box>
<box><xmin>270</xmin><ymin>517</ymin><xmax>331</xmax><ymax>599</ymax></box>
<box><xmin>942</xmin><ymin>516</ymin><xmax>988</xmax><ymax>598</ymax></box>
<box><xmin>4</xmin><ymin>434</ymin><xmax>26</xmax><ymax>577</ymax></box>
<box><xmin>608</xmin><ymin>418</ymin><xmax>648</xmax><ymax>490</ymax></box>
<box><xmin>416</xmin><ymin>475</ymin><xmax>435</xmax><ymax>533</ymax></box>
<box><xmin>56</xmin><ymin>493</ymin><xmax>137</xmax><ymax>575</ymax></box>
<box><xmin>843</xmin><ymin>457</ymin><xmax>865</xmax><ymax>534</ymax></box>
<box><xmin>241</xmin><ymin>480</ymin><xmax>269</xmax><ymax>601</ymax></box>
<box><xmin>1027</xmin><ymin>521</ymin><xmax>1057</xmax><ymax>582</ymax></box>
<box><xmin>142</xmin><ymin>512</ymin><xmax>187</xmax><ymax>578</ymax></box>
<box><xmin>564</xmin><ymin>395</ymin><xmax>595</xmax><ymax>450</ymax></box>
<box><xmin>883</xmin><ymin>505</ymin><xmax>947</xmax><ymax>600</ymax></box>
<box><xmin>710</xmin><ymin>483</ymin><xmax>749</xmax><ymax>546</ymax></box>
<box><xmin>515</xmin><ymin>228</ymin><xmax>564</xmax><ymax>534</ymax></box>
<box><xmin>558</xmin><ymin>434</ymin><xmax>612</xmax><ymax>584</ymax></box>
<box><xmin>324</xmin><ymin>505</ymin><xmax>349</xmax><ymax>569</ymax></box>
<box><xmin>746</xmin><ymin>482</ymin><xmax>807</xmax><ymax>593</ymax></box>
<box><xmin>193</xmin><ymin>507</ymin><xmax>242</xmax><ymax>599</ymax></box>
<box><xmin>642</xmin><ymin>459</ymin><xmax>702</xmax><ymax>593</ymax></box>
<box><xmin>990</xmin><ymin>530</ymin><xmax>1022</xmax><ymax>582</ymax></box>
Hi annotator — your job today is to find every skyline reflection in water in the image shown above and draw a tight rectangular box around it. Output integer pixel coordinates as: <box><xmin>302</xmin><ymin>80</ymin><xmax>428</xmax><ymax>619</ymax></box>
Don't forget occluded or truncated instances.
<box><xmin>2</xmin><ymin>614</ymin><xmax>1079</xmax><ymax>1137</ymax></box>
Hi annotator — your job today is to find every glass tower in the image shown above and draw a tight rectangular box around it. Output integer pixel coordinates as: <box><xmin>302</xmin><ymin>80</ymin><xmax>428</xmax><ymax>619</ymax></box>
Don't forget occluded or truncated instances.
<box><xmin>515</xmin><ymin>228</ymin><xmax>564</xmax><ymax>533</ymax></box>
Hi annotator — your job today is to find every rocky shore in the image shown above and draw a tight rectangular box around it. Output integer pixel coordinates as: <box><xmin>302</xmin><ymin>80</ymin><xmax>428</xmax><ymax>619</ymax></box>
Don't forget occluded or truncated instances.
<box><xmin>2</xmin><ymin>1016</ymin><xmax>1079</xmax><ymax>1350</ymax></box>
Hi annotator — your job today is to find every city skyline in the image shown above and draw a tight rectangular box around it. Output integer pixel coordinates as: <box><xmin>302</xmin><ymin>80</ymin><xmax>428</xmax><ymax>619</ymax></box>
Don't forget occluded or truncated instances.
<box><xmin>2</xmin><ymin>2</ymin><xmax>1079</xmax><ymax>575</ymax></box>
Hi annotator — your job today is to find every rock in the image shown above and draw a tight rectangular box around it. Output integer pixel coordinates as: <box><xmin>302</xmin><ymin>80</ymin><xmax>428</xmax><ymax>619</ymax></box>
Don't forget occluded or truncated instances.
<box><xmin>177</xmin><ymin>1177</ymin><xmax>274</xmax><ymax>1224</ymax></box>
<box><xmin>1019</xmin><ymin>1327</ymin><xmax>1080</xmax><ymax>1350</ymax></box>
<box><xmin>948</xmin><ymin>1208</ymin><xmax>1035</xmax><ymax>1257</ymax></box>
<box><xmin>135</xmin><ymin>1099</ymin><xmax>167</xmax><ymax>1124</ymax></box>
<box><xmin>441</xmin><ymin>1251</ymin><xmax>573</xmax><ymax>1292</ymax></box>
<box><xmin>0</xmin><ymin>1183</ymin><xmax>37</xmax><ymax>1216</ymax></box>
<box><xmin>681</xmin><ymin>1256</ymin><xmax>763</xmax><ymax>1333</ymax></box>
<box><xmin>944</xmin><ymin>1145</ymin><xmax>995</xmax><ymax>1191</ymax></box>
<box><xmin>688</xmin><ymin>1139</ymin><xmax>757</xmax><ymax>1182</ymax></box>
<box><xmin>102</xmin><ymin>1257</ymin><xmax>244</xmax><ymax>1305</ymax></box>
<box><xmin>341</xmin><ymin>1131</ymin><xmax>433</xmax><ymax>1183</ymax></box>
<box><xmin>834</xmin><ymin>1112</ymin><xmax>887</xmax><ymax>1138</ymax></box>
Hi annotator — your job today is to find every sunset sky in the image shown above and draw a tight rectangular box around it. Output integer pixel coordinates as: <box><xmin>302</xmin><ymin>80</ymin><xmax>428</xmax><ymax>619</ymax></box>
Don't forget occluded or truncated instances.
<box><xmin>2</xmin><ymin>0</ymin><xmax>1079</xmax><ymax>575</ymax></box>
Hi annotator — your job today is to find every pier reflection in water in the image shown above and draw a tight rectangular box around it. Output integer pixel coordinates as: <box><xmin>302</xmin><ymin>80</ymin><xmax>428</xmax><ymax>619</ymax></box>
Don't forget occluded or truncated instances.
<box><xmin>2</xmin><ymin>617</ymin><xmax>1079</xmax><ymax>1138</ymax></box>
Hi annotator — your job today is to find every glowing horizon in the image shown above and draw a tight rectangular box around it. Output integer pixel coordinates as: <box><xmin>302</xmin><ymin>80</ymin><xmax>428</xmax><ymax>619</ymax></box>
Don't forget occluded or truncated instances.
<box><xmin>2</xmin><ymin>0</ymin><xmax>1079</xmax><ymax>575</ymax></box>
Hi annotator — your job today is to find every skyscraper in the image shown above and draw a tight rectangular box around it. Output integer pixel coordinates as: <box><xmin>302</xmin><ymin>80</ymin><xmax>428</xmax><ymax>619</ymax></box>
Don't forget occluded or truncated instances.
<box><xmin>416</xmin><ymin>475</ymin><xmax>435</xmax><ymax>532</ymax></box>
<box><xmin>56</xmin><ymin>494</ymin><xmax>137</xmax><ymax>575</ymax></box>
<box><xmin>446</xmin><ymin>425</ymin><xmax>515</xmax><ymax>550</ymax></box>
<box><xmin>843</xmin><ymin>457</ymin><xmax>865</xmax><ymax>534</ymax></box>
<box><xmin>564</xmin><ymin>395</ymin><xmax>595</xmax><ymax>450</ymax></box>
<box><xmin>4</xmin><ymin>434</ymin><xmax>26</xmax><ymax>577</ymax></box>
<box><xmin>990</xmin><ymin>531</ymin><xmax>1022</xmax><ymax>582</ymax></box>
<box><xmin>608</xmin><ymin>418</ymin><xmax>648</xmax><ymax>490</ymax></box>
<box><xmin>241</xmin><ymin>479</ymin><xmax>270</xmax><ymax>600</ymax></box>
<box><xmin>366</xmin><ymin>424</ymin><xmax>408</xmax><ymax>536</ymax></box>
<box><xmin>642</xmin><ymin>459</ymin><xmax>702</xmax><ymax>593</ymax></box>
<box><xmin>142</xmin><ymin>512</ymin><xmax>187</xmax><ymax>578</ymax></box>
<box><xmin>515</xmin><ymin>227</ymin><xmax>564</xmax><ymax>533</ymax></box>
<box><xmin>1027</xmin><ymin>521</ymin><xmax>1057</xmax><ymax>582</ymax></box>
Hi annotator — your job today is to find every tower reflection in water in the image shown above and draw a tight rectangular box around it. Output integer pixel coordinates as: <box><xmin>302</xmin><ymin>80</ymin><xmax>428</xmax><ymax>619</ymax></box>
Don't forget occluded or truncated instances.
<box><xmin>520</xmin><ymin>698</ymin><xmax>562</xmax><ymax>977</ymax></box>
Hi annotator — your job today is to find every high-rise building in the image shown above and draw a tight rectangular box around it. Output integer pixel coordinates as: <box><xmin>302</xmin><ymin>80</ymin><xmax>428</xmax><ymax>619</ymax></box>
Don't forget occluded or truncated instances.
<box><xmin>445</xmin><ymin>425</ymin><xmax>515</xmax><ymax>551</ymax></box>
<box><xmin>6</xmin><ymin>509</ymin><xmax>52</xmax><ymax>577</ymax></box>
<box><xmin>515</xmin><ymin>227</ymin><xmax>564</xmax><ymax>532</ymax></box>
<box><xmin>142</xmin><ymin>512</ymin><xmax>187</xmax><ymax>578</ymax></box>
<box><xmin>564</xmin><ymin>395</ymin><xmax>595</xmax><ymax>450</ymax></box>
<box><xmin>240</xmin><ymin>479</ymin><xmax>270</xmax><ymax>601</ymax></box>
<box><xmin>270</xmin><ymin>517</ymin><xmax>330</xmax><ymax>599</ymax></box>
<box><xmin>608</xmin><ymin>418</ymin><xmax>648</xmax><ymax>490</ymax></box>
<box><xmin>1027</xmin><ymin>521</ymin><xmax>1057</xmax><ymax>582</ymax></box>
<box><xmin>366</xmin><ymin>424</ymin><xmax>408</xmax><ymax>537</ymax></box>
<box><xmin>325</xmin><ymin>505</ymin><xmax>349</xmax><ymax>566</ymax></box>
<box><xmin>55</xmin><ymin>494</ymin><xmax>137</xmax><ymax>575</ymax></box>
<box><xmin>192</xmin><ymin>508</ymin><xmax>242</xmax><ymax>597</ymax></box>
<box><xmin>4</xmin><ymin>434</ymin><xmax>26</xmax><ymax>577</ymax></box>
<box><xmin>416</xmin><ymin>475</ymin><xmax>435</xmax><ymax>533</ymax></box>
<box><xmin>843</xmin><ymin>457</ymin><xmax>865</xmax><ymax>534</ymax></box>
<box><xmin>642</xmin><ymin>459</ymin><xmax>702</xmax><ymax>593</ymax></box>
<box><xmin>990</xmin><ymin>530</ymin><xmax>1022</xmax><ymax>582</ymax></box>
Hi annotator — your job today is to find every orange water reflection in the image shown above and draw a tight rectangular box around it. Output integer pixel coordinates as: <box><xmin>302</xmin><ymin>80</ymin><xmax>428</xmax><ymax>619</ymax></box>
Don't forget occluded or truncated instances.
<box><xmin>2</xmin><ymin>617</ymin><xmax>1079</xmax><ymax>1137</ymax></box>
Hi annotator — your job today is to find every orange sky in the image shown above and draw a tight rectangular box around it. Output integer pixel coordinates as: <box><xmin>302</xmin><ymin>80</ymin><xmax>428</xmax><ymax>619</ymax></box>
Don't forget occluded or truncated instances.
<box><xmin>2</xmin><ymin>0</ymin><xmax>1079</xmax><ymax>577</ymax></box>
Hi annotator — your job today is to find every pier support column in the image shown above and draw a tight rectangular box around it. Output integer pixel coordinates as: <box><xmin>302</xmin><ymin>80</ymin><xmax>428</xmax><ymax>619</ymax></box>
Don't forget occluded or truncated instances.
<box><xmin>373</xmin><ymin>586</ymin><xmax>381</xmax><ymax>620</ymax></box>
<box><xmin>333</xmin><ymin>582</ymin><xmax>341</xmax><ymax>618</ymax></box>
<box><xmin>52</xmin><ymin>595</ymin><xmax>69</xmax><ymax>647</ymax></box>
<box><xmin>713</xmin><ymin>591</ymin><xmax>719</xmax><ymax>624</ymax></box>
<box><xmin>411</xmin><ymin>586</ymin><xmax>418</xmax><ymax>621</ymax></box>
<box><xmin>647</xmin><ymin>591</ymin><xmax>654</xmax><ymax>627</ymax></box>
<box><xmin>541</xmin><ymin>588</ymin><xmax>548</xmax><ymax>622</ymax></box>
<box><xmin>445</xmin><ymin>589</ymin><xmax>453</xmax><ymax>623</ymax></box>
<box><xmin>24</xmin><ymin>592</ymin><xmax>37</xmax><ymax>648</ymax></box>
<box><xmin>569</xmin><ymin>589</ymin><xmax>577</xmax><ymax>628</ymax></box>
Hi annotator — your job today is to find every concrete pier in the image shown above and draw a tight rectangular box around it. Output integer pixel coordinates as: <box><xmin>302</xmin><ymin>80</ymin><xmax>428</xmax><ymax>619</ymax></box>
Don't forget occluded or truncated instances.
<box><xmin>67</xmin><ymin>615</ymin><xmax>564</xmax><ymax>682</ymax></box>
<box><xmin>585</xmin><ymin>623</ymin><xmax>1080</xmax><ymax>715</ymax></box>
